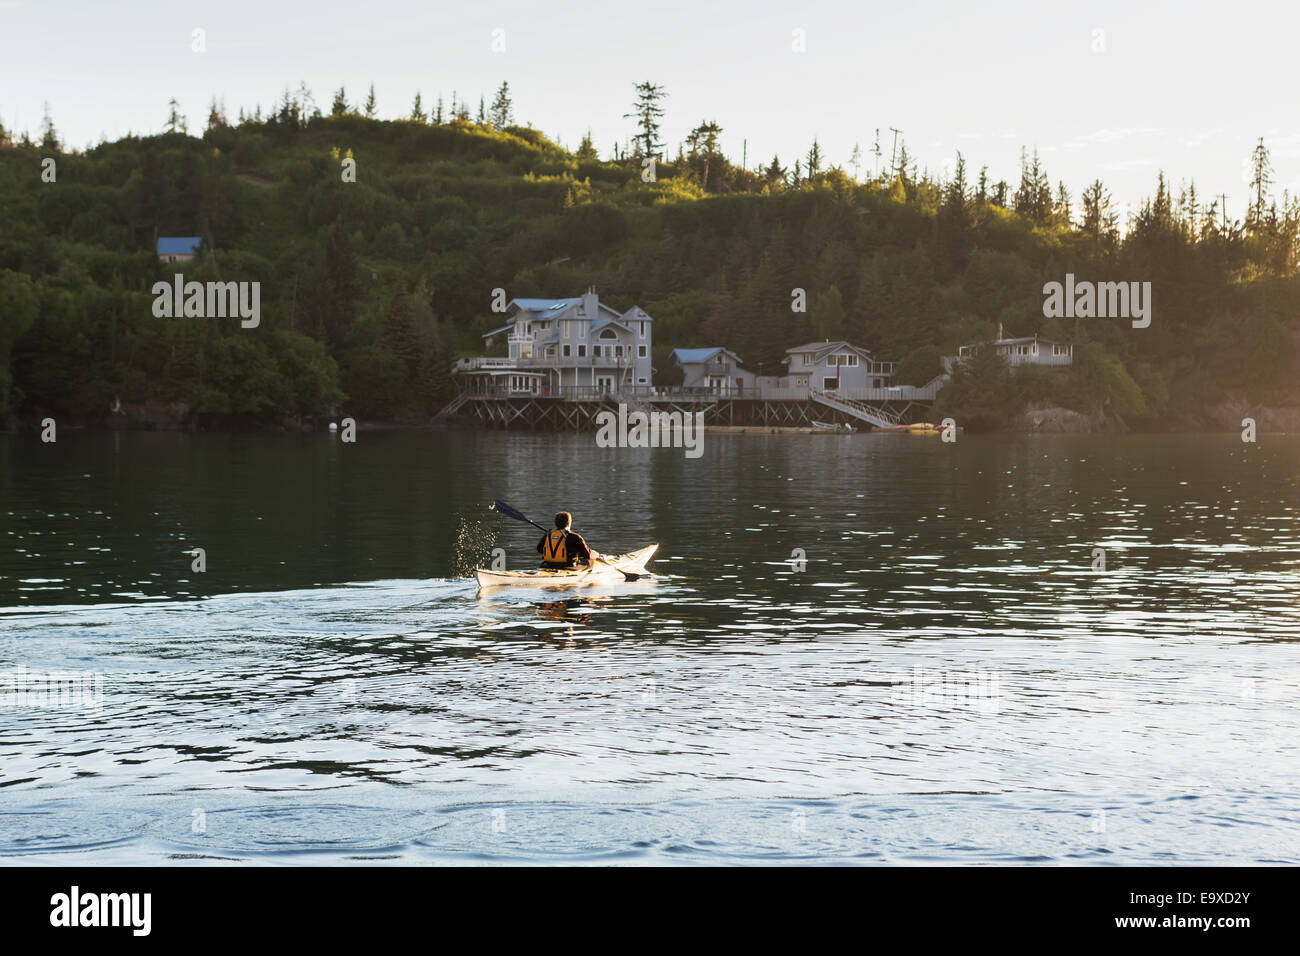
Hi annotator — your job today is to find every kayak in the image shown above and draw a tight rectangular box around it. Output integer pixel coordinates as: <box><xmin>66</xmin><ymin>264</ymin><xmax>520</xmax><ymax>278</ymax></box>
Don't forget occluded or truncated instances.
<box><xmin>474</xmin><ymin>544</ymin><xmax>658</xmax><ymax>589</ymax></box>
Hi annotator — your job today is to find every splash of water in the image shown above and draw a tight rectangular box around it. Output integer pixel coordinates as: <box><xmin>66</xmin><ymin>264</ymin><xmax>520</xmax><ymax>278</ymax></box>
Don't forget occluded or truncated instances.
<box><xmin>452</xmin><ymin>516</ymin><xmax>498</xmax><ymax>578</ymax></box>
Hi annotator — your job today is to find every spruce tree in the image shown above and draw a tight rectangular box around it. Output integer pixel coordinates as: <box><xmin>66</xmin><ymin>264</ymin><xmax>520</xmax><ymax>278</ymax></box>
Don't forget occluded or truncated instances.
<box><xmin>489</xmin><ymin>82</ymin><xmax>513</xmax><ymax>128</ymax></box>
<box><xmin>624</xmin><ymin>81</ymin><xmax>667</xmax><ymax>158</ymax></box>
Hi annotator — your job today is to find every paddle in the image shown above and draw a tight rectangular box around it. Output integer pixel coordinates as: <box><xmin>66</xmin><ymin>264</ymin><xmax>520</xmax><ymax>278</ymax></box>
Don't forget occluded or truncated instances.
<box><xmin>491</xmin><ymin>500</ymin><xmax>643</xmax><ymax>581</ymax></box>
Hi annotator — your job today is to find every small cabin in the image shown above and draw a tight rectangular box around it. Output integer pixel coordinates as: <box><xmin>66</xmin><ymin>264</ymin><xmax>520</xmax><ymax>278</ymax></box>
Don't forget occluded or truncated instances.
<box><xmin>156</xmin><ymin>236</ymin><xmax>201</xmax><ymax>263</ymax></box>
<box><xmin>670</xmin><ymin>347</ymin><xmax>755</xmax><ymax>394</ymax></box>
<box><xmin>956</xmin><ymin>335</ymin><xmax>1073</xmax><ymax>368</ymax></box>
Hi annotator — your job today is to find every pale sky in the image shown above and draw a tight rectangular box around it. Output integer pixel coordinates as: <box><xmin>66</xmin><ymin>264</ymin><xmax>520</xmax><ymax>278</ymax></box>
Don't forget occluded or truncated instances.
<box><xmin>3</xmin><ymin>0</ymin><xmax>1298</xmax><ymax>219</ymax></box>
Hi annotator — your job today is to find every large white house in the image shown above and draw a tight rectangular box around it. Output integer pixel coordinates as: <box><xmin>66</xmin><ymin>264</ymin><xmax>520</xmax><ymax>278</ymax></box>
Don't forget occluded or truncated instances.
<box><xmin>454</xmin><ymin>289</ymin><xmax>654</xmax><ymax>396</ymax></box>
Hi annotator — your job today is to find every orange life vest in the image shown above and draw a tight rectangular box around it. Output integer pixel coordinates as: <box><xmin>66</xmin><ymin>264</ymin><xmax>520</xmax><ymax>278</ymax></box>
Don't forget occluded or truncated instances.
<box><xmin>542</xmin><ymin>529</ymin><xmax>568</xmax><ymax>564</ymax></box>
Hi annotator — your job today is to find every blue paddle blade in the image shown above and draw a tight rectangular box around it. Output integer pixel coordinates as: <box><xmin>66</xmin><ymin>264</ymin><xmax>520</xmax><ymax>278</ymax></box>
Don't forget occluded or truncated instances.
<box><xmin>493</xmin><ymin>500</ymin><xmax>529</xmax><ymax>523</ymax></box>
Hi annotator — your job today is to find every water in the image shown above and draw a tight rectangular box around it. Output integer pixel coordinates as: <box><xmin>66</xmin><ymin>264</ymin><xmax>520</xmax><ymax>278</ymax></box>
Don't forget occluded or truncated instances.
<box><xmin>2</xmin><ymin>430</ymin><xmax>1299</xmax><ymax>864</ymax></box>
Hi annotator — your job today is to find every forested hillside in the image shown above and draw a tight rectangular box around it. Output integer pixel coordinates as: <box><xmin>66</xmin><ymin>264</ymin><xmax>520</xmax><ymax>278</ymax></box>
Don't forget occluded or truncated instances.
<box><xmin>1</xmin><ymin>88</ymin><xmax>1297</xmax><ymax>428</ymax></box>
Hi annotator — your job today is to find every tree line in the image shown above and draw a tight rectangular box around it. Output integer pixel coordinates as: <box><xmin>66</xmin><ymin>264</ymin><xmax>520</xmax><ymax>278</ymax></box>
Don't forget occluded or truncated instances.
<box><xmin>1</xmin><ymin>83</ymin><xmax>1296</xmax><ymax>430</ymax></box>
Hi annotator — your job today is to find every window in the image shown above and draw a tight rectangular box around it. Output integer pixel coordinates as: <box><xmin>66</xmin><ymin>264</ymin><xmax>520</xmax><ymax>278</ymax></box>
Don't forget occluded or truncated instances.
<box><xmin>593</xmin><ymin>345</ymin><xmax>602</xmax><ymax>357</ymax></box>
<box><xmin>578</xmin><ymin>345</ymin><xmax>587</xmax><ymax>357</ymax></box>
<box><xmin>563</xmin><ymin>322</ymin><xmax>570</xmax><ymax>339</ymax></box>
<box><xmin>802</xmin><ymin>354</ymin><xmax>812</xmax><ymax>366</ymax></box>
<box><xmin>599</xmin><ymin>328</ymin><xmax>618</xmax><ymax>340</ymax></box>
<box><xmin>638</xmin><ymin>345</ymin><xmax>647</xmax><ymax>357</ymax></box>
<box><xmin>578</xmin><ymin>324</ymin><xmax>586</xmax><ymax>339</ymax></box>
<box><xmin>1053</xmin><ymin>344</ymin><xmax>1069</xmax><ymax>356</ymax></box>
<box><xmin>640</xmin><ymin>321</ymin><xmax>646</xmax><ymax>338</ymax></box>
<box><xmin>563</xmin><ymin>344</ymin><xmax>571</xmax><ymax>357</ymax></box>
<box><xmin>845</xmin><ymin>354</ymin><xmax>858</xmax><ymax>366</ymax></box>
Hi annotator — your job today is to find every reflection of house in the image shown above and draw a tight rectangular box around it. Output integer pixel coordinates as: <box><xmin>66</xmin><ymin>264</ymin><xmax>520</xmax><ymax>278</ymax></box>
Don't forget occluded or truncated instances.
<box><xmin>782</xmin><ymin>341</ymin><xmax>895</xmax><ymax>391</ymax></box>
<box><xmin>156</xmin><ymin>236</ymin><xmax>201</xmax><ymax>263</ymax></box>
<box><xmin>954</xmin><ymin>334</ymin><xmax>1073</xmax><ymax>368</ymax></box>
<box><xmin>670</xmin><ymin>347</ymin><xmax>755</xmax><ymax>394</ymax></box>
<box><xmin>454</xmin><ymin>289</ymin><xmax>653</xmax><ymax>395</ymax></box>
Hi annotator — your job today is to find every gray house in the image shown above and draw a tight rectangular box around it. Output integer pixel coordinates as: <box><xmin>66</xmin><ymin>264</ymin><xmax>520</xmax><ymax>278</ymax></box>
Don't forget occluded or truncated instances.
<box><xmin>781</xmin><ymin>341</ymin><xmax>896</xmax><ymax>392</ymax></box>
<box><xmin>953</xmin><ymin>334</ymin><xmax>1073</xmax><ymax>368</ymax></box>
<box><xmin>454</xmin><ymin>289</ymin><xmax>654</xmax><ymax>395</ymax></box>
<box><xmin>670</xmin><ymin>347</ymin><xmax>756</xmax><ymax>394</ymax></box>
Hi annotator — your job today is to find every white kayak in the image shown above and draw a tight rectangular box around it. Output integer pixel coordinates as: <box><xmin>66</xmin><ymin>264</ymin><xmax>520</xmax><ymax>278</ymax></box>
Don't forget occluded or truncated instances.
<box><xmin>474</xmin><ymin>544</ymin><xmax>659</xmax><ymax>589</ymax></box>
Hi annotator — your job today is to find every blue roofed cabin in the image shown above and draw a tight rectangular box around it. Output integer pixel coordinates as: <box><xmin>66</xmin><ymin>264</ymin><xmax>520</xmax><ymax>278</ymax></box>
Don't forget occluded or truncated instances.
<box><xmin>670</xmin><ymin>347</ymin><xmax>755</xmax><ymax>395</ymax></box>
<box><xmin>454</xmin><ymin>289</ymin><xmax>654</xmax><ymax>396</ymax></box>
<box><xmin>156</xmin><ymin>236</ymin><xmax>202</xmax><ymax>263</ymax></box>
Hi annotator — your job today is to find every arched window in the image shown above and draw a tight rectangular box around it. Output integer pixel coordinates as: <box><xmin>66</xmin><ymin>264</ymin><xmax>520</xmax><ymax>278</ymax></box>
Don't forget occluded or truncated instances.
<box><xmin>599</xmin><ymin>328</ymin><xmax>618</xmax><ymax>340</ymax></box>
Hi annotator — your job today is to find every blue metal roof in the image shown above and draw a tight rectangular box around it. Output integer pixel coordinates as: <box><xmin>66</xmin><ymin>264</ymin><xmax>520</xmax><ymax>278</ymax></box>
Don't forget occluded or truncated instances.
<box><xmin>671</xmin><ymin>347</ymin><xmax>742</xmax><ymax>365</ymax></box>
<box><xmin>513</xmin><ymin>297</ymin><xmax>580</xmax><ymax>313</ymax></box>
<box><xmin>157</xmin><ymin>236</ymin><xmax>201</xmax><ymax>256</ymax></box>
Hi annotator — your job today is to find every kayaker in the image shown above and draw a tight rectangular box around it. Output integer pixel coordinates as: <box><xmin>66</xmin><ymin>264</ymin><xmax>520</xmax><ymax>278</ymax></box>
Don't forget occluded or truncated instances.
<box><xmin>537</xmin><ymin>512</ymin><xmax>599</xmax><ymax>569</ymax></box>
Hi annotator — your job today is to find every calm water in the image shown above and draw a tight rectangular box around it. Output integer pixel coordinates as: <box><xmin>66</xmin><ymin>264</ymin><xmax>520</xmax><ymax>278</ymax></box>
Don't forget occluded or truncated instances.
<box><xmin>2</xmin><ymin>430</ymin><xmax>1299</xmax><ymax>864</ymax></box>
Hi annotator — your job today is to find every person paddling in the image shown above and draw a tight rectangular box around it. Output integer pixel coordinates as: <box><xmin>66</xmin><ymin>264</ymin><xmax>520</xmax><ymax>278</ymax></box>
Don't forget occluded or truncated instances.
<box><xmin>537</xmin><ymin>511</ymin><xmax>600</xmax><ymax>569</ymax></box>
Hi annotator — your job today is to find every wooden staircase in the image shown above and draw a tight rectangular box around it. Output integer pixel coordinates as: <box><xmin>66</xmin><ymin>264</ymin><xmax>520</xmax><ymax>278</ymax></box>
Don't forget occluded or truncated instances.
<box><xmin>434</xmin><ymin>393</ymin><xmax>471</xmax><ymax>420</ymax></box>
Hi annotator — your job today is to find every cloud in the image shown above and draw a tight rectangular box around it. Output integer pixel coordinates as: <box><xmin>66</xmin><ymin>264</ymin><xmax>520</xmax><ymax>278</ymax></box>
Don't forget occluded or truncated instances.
<box><xmin>1103</xmin><ymin>158</ymin><xmax>1155</xmax><ymax>171</ymax></box>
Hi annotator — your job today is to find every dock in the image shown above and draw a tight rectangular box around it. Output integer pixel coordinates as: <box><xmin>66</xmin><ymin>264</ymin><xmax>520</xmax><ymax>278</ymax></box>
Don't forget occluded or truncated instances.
<box><xmin>438</xmin><ymin>379</ymin><xmax>944</xmax><ymax>431</ymax></box>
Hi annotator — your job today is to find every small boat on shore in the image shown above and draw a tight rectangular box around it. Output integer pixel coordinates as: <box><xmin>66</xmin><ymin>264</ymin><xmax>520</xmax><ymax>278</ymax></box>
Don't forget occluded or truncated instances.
<box><xmin>811</xmin><ymin>420</ymin><xmax>855</xmax><ymax>432</ymax></box>
<box><xmin>475</xmin><ymin>544</ymin><xmax>658</xmax><ymax>589</ymax></box>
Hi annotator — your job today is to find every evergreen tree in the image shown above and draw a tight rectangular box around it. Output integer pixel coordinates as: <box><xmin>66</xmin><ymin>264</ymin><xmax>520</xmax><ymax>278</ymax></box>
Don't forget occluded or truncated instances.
<box><xmin>164</xmin><ymin>98</ymin><xmax>188</xmax><ymax>135</ymax></box>
<box><xmin>1013</xmin><ymin>148</ymin><xmax>1052</xmax><ymax>223</ymax></box>
<box><xmin>685</xmin><ymin>120</ymin><xmax>724</xmax><ymax>190</ymax></box>
<box><xmin>764</xmin><ymin>155</ymin><xmax>786</xmax><ymax>189</ymax></box>
<box><xmin>297</xmin><ymin>82</ymin><xmax>319</xmax><ymax>120</ymax></box>
<box><xmin>1080</xmin><ymin>179</ymin><xmax>1118</xmax><ymax>243</ymax></box>
<box><xmin>1248</xmin><ymin>137</ymin><xmax>1274</xmax><ymax>232</ymax></box>
<box><xmin>364</xmin><ymin>84</ymin><xmax>377</xmax><ymax>119</ymax></box>
<box><xmin>410</xmin><ymin>92</ymin><xmax>427</xmax><ymax>123</ymax></box>
<box><xmin>206</xmin><ymin>98</ymin><xmax>227</xmax><ymax>132</ymax></box>
<box><xmin>476</xmin><ymin>96</ymin><xmax>486</xmax><ymax>125</ymax></box>
<box><xmin>1054</xmin><ymin>181</ymin><xmax>1072</xmax><ymax>226</ymax></box>
<box><xmin>489</xmin><ymin>82</ymin><xmax>513</xmax><ymax>128</ymax></box>
<box><xmin>849</xmin><ymin>142</ymin><xmax>863</xmax><ymax>182</ymax></box>
<box><xmin>624</xmin><ymin>81</ymin><xmax>667</xmax><ymax>157</ymax></box>
<box><xmin>806</xmin><ymin>138</ymin><xmax>823</xmax><ymax>179</ymax></box>
<box><xmin>576</xmin><ymin>129</ymin><xmax>598</xmax><ymax>161</ymax></box>
<box><xmin>331</xmin><ymin>87</ymin><xmax>349</xmax><ymax>117</ymax></box>
<box><xmin>433</xmin><ymin>96</ymin><xmax>444</xmax><ymax>124</ymax></box>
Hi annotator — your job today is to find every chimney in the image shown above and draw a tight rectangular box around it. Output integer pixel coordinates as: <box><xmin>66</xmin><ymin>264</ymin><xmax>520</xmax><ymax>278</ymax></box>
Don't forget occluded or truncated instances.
<box><xmin>582</xmin><ymin>286</ymin><xmax>598</xmax><ymax>318</ymax></box>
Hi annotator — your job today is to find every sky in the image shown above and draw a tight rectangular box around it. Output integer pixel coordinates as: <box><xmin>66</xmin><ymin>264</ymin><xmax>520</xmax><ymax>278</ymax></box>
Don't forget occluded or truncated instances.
<box><xmin>3</xmin><ymin>0</ymin><xmax>1299</xmax><ymax>219</ymax></box>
